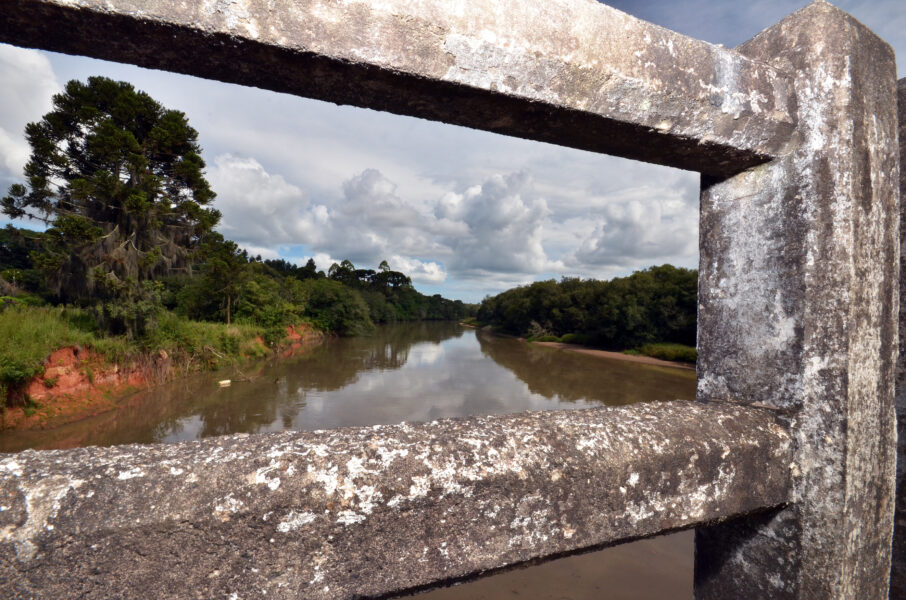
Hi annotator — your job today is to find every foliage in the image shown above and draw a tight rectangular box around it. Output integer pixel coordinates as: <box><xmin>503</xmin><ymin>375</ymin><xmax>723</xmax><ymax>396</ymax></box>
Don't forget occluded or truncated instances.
<box><xmin>0</xmin><ymin>225</ymin><xmax>47</xmax><ymax>295</ymax></box>
<box><xmin>302</xmin><ymin>278</ymin><xmax>374</xmax><ymax>336</ymax></box>
<box><xmin>1</xmin><ymin>76</ymin><xmax>219</xmax><ymax>336</ymax></box>
<box><xmin>327</xmin><ymin>259</ymin><xmax>474</xmax><ymax>324</ymax></box>
<box><xmin>0</xmin><ymin>305</ymin><xmax>91</xmax><ymax>405</ymax></box>
<box><xmin>0</xmin><ymin>304</ymin><xmax>274</xmax><ymax>407</ymax></box>
<box><xmin>477</xmin><ymin>265</ymin><xmax>697</xmax><ymax>351</ymax></box>
<box><xmin>632</xmin><ymin>343</ymin><xmax>697</xmax><ymax>363</ymax></box>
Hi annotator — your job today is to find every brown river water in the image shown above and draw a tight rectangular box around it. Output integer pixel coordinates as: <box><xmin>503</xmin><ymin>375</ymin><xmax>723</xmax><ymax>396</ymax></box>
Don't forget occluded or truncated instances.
<box><xmin>1</xmin><ymin>322</ymin><xmax>697</xmax><ymax>599</ymax></box>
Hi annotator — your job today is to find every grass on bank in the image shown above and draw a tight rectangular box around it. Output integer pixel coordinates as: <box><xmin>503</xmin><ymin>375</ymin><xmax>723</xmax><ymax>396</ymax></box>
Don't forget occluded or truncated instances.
<box><xmin>0</xmin><ymin>304</ymin><xmax>285</xmax><ymax>407</ymax></box>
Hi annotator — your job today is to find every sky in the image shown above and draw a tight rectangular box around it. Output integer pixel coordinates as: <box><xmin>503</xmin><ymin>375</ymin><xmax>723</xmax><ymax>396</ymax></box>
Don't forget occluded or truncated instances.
<box><xmin>0</xmin><ymin>1</ymin><xmax>903</xmax><ymax>302</ymax></box>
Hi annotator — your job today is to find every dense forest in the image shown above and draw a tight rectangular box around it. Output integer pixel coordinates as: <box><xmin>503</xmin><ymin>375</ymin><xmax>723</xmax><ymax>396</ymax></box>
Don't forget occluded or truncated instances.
<box><xmin>476</xmin><ymin>264</ymin><xmax>697</xmax><ymax>357</ymax></box>
<box><xmin>0</xmin><ymin>225</ymin><xmax>473</xmax><ymax>338</ymax></box>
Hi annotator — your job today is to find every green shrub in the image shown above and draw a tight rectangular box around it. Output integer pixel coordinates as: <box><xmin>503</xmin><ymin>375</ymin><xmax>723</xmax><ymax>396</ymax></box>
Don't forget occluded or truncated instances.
<box><xmin>635</xmin><ymin>343</ymin><xmax>697</xmax><ymax>363</ymax></box>
<box><xmin>302</xmin><ymin>279</ymin><xmax>374</xmax><ymax>336</ymax></box>
<box><xmin>559</xmin><ymin>333</ymin><xmax>591</xmax><ymax>345</ymax></box>
<box><xmin>22</xmin><ymin>396</ymin><xmax>40</xmax><ymax>417</ymax></box>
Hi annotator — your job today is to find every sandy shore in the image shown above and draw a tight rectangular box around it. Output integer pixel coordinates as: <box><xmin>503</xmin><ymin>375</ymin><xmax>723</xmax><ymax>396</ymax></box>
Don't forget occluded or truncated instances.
<box><xmin>531</xmin><ymin>341</ymin><xmax>696</xmax><ymax>371</ymax></box>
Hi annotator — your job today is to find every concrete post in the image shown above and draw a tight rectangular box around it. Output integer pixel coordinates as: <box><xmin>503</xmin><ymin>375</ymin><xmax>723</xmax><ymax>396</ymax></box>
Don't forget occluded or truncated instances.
<box><xmin>695</xmin><ymin>3</ymin><xmax>899</xmax><ymax>599</ymax></box>
<box><xmin>892</xmin><ymin>77</ymin><xmax>906</xmax><ymax>600</ymax></box>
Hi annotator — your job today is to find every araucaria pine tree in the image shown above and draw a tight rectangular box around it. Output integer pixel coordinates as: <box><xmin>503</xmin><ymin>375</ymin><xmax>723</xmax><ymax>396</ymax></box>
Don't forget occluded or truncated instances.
<box><xmin>1</xmin><ymin>76</ymin><xmax>220</xmax><ymax>334</ymax></box>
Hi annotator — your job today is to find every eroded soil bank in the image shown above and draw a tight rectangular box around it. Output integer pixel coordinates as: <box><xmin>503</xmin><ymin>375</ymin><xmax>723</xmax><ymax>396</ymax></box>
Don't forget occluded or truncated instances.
<box><xmin>1</xmin><ymin>324</ymin><xmax>324</xmax><ymax>431</ymax></box>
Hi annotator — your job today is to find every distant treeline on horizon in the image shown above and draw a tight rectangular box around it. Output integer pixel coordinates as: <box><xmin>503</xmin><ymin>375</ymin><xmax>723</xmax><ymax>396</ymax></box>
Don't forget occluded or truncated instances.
<box><xmin>0</xmin><ymin>224</ymin><xmax>475</xmax><ymax>338</ymax></box>
<box><xmin>476</xmin><ymin>264</ymin><xmax>697</xmax><ymax>351</ymax></box>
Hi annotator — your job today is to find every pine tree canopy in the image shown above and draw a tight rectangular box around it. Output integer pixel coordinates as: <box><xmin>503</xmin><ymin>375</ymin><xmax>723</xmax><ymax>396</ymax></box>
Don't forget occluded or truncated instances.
<box><xmin>1</xmin><ymin>76</ymin><xmax>220</xmax><ymax>303</ymax></box>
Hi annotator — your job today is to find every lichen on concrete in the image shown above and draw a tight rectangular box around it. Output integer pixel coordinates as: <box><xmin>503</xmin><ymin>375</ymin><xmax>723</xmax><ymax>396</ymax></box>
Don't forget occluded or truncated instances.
<box><xmin>696</xmin><ymin>3</ymin><xmax>899</xmax><ymax>598</ymax></box>
<box><xmin>0</xmin><ymin>402</ymin><xmax>790</xmax><ymax>599</ymax></box>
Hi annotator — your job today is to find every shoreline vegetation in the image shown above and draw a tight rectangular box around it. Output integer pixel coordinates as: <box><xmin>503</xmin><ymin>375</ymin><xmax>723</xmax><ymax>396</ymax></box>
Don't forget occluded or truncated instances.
<box><xmin>0</xmin><ymin>262</ymin><xmax>476</xmax><ymax>431</ymax></box>
<box><xmin>0</xmin><ymin>304</ymin><xmax>328</xmax><ymax>431</ymax></box>
<box><xmin>461</xmin><ymin>320</ymin><xmax>695</xmax><ymax>371</ymax></box>
<box><xmin>464</xmin><ymin>264</ymin><xmax>698</xmax><ymax>367</ymax></box>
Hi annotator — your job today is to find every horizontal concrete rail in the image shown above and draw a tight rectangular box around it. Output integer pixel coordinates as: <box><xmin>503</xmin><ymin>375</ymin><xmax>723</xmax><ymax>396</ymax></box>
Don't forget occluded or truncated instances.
<box><xmin>0</xmin><ymin>0</ymin><xmax>794</xmax><ymax>177</ymax></box>
<box><xmin>0</xmin><ymin>401</ymin><xmax>791</xmax><ymax>599</ymax></box>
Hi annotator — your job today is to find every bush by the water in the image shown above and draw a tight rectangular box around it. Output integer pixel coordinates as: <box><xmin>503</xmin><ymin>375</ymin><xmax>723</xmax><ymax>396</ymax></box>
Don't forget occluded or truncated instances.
<box><xmin>632</xmin><ymin>343</ymin><xmax>697</xmax><ymax>363</ymax></box>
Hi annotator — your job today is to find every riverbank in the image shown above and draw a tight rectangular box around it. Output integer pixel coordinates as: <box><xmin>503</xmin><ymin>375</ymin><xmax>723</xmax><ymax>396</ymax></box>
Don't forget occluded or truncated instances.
<box><xmin>468</xmin><ymin>323</ymin><xmax>695</xmax><ymax>371</ymax></box>
<box><xmin>530</xmin><ymin>341</ymin><xmax>695</xmax><ymax>371</ymax></box>
<box><xmin>1</xmin><ymin>319</ymin><xmax>324</xmax><ymax>432</ymax></box>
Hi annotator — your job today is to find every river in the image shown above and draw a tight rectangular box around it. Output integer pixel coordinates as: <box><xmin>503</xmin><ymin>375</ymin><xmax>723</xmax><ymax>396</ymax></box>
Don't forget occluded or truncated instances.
<box><xmin>0</xmin><ymin>321</ymin><xmax>697</xmax><ymax>599</ymax></box>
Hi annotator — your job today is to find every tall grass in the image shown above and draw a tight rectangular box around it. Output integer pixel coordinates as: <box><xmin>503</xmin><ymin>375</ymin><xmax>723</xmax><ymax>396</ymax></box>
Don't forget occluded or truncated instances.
<box><xmin>0</xmin><ymin>306</ymin><xmax>97</xmax><ymax>403</ymax></box>
<box><xmin>0</xmin><ymin>305</ymin><xmax>272</xmax><ymax>406</ymax></box>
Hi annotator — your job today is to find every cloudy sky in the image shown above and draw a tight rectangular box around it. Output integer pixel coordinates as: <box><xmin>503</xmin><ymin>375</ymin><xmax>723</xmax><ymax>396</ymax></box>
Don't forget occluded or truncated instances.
<box><xmin>1</xmin><ymin>0</ymin><xmax>903</xmax><ymax>302</ymax></box>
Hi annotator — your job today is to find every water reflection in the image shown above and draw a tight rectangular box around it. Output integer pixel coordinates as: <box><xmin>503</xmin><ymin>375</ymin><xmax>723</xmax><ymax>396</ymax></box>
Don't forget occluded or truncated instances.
<box><xmin>475</xmin><ymin>329</ymin><xmax>695</xmax><ymax>405</ymax></box>
<box><xmin>0</xmin><ymin>322</ymin><xmax>695</xmax><ymax>453</ymax></box>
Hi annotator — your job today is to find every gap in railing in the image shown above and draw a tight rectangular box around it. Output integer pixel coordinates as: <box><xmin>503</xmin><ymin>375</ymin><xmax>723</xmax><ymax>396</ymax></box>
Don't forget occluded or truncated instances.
<box><xmin>1</xmin><ymin>31</ymin><xmax>697</xmax><ymax>600</ymax></box>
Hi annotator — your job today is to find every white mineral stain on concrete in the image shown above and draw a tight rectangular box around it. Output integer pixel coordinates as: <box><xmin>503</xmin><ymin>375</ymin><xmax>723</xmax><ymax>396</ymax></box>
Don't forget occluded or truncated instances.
<box><xmin>117</xmin><ymin>467</ymin><xmax>145</xmax><ymax>480</ymax></box>
<box><xmin>7</xmin><ymin>474</ymin><xmax>85</xmax><ymax>561</ymax></box>
<box><xmin>336</xmin><ymin>510</ymin><xmax>366</xmax><ymax>526</ymax></box>
<box><xmin>277</xmin><ymin>510</ymin><xmax>317</xmax><ymax>533</ymax></box>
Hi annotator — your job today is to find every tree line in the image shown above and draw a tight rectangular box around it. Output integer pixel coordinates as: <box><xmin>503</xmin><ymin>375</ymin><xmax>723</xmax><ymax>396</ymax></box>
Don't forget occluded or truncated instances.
<box><xmin>0</xmin><ymin>76</ymin><xmax>473</xmax><ymax>343</ymax></box>
<box><xmin>476</xmin><ymin>264</ymin><xmax>697</xmax><ymax>350</ymax></box>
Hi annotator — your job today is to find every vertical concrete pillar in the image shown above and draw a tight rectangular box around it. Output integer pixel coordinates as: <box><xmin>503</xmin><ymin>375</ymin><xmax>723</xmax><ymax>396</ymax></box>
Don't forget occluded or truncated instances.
<box><xmin>694</xmin><ymin>3</ymin><xmax>899</xmax><ymax>599</ymax></box>
<box><xmin>892</xmin><ymin>77</ymin><xmax>906</xmax><ymax>599</ymax></box>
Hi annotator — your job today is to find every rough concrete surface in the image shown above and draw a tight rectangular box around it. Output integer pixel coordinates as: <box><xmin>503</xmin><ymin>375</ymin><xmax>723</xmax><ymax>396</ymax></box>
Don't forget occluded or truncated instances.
<box><xmin>0</xmin><ymin>402</ymin><xmax>790</xmax><ymax>599</ymax></box>
<box><xmin>0</xmin><ymin>0</ymin><xmax>794</xmax><ymax>177</ymax></box>
<box><xmin>892</xmin><ymin>76</ymin><xmax>906</xmax><ymax>600</ymax></box>
<box><xmin>696</xmin><ymin>3</ymin><xmax>899</xmax><ymax>599</ymax></box>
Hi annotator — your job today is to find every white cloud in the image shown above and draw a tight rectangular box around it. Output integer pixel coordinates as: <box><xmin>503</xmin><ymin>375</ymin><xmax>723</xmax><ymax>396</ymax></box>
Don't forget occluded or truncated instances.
<box><xmin>0</xmin><ymin>44</ymin><xmax>61</xmax><ymax>177</ymax></box>
<box><xmin>207</xmin><ymin>150</ymin><xmax>700</xmax><ymax>298</ymax></box>
<box><xmin>237</xmin><ymin>244</ymin><xmax>282</xmax><ymax>260</ymax></box>
<box><xmin>570</xmin><ymin>186</ymin><xmax>697</xmax><ymax>267</ymax></box>
<box><xmin>438</xmin><ymin>172</ymin><xmax>559</xmax><ymax>277</ymax></box>
<box><xmin>386</xmin><ymin>255</ymin><xmax>447</xmax><ymax>284</ymax></box>
<box><xmin>208</xmin><ymin>154</ymin><xmax>314</xmax><ymax>243</ymax></box>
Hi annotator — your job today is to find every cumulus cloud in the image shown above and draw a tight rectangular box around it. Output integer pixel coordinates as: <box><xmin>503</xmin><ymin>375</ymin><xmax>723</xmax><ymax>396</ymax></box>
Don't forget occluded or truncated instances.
<box><xmin>208</xmin><ymin>149</ymin><xmax>702</xmax><ymax>297</ymax></box>
<box><xmin>210</xmin><ymin>157</ymin><xmax>450</xmax><ymax>281</ymax></box>
<box><xmin>0</xmin><ymin>44</ymin><xmax>61</xmax><ymax>178</ymax></box>
<box><xmin>437</xmin><ymin>172</ymin><xmax>559</xmax><ymax>277</ymax></box>
<box><xmin>386</xmin><ymin>256</ymin><xmax>446</xmax><ymax>284</ymax></box>
<box><xmin>209</xmin><ymin>155</ymin><xmax>590</xmax><ymax>287</ymax></box>
<box><xmin>208</xmin><ymin>154</ymin><xmax>314</xmax><ymax>243</ymax></box>
<box><xmin>570</xmin><ymin>186</ymin><xmax>697</xmax><ymax>267</ymax></box>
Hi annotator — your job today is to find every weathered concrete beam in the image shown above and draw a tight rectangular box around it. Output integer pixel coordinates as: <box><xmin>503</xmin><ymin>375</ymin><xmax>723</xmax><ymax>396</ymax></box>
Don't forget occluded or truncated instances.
<box><xmin>0</xmin><ymin>402</ymin><xmax>791</xmax><ymax>599</ymax></box>
<box><xmin>0</xmin><ymin>0</ymin><xmax>795</xmax><ymax>177</ymax></box>
<box><xmin>696</xmin><ymin>3</ymin><xmax>899</xmax><ymax>599</ymax></box>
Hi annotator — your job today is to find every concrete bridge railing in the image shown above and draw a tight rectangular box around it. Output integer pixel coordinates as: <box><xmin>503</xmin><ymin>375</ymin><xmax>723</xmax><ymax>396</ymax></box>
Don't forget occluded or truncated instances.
<box><xmin>0</xmin><ymin>1</ymin><xmax>902</xmax><ymax>598</ymax></box>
